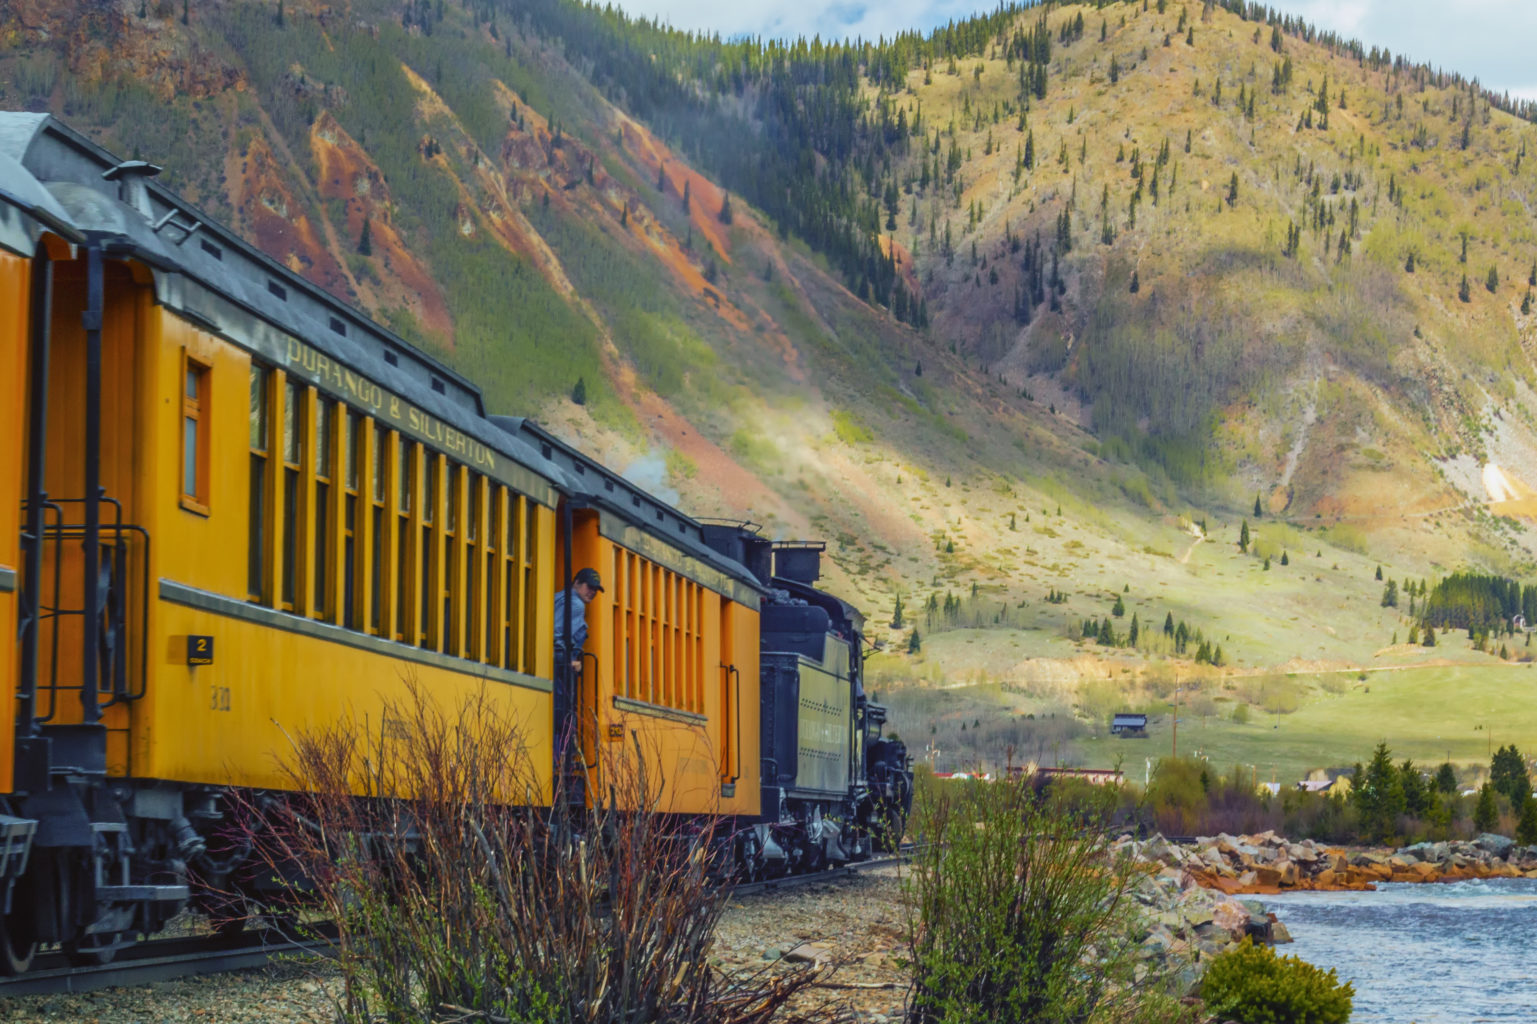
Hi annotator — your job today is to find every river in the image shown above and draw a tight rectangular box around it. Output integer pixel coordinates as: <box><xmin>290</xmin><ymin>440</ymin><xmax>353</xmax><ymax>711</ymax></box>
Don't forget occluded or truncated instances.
<box><xmin>1263</xmin><ymin>878</ymin><xmax>1537</xmax><ymax>1023</ymax></box>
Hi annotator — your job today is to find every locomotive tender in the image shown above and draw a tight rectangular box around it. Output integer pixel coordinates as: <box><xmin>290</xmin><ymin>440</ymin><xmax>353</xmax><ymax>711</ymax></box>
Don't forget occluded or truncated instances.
<box><xmin>0</xmin><ymin>112</ymin><xmax>911</xmax><ymax>972</ymax></box>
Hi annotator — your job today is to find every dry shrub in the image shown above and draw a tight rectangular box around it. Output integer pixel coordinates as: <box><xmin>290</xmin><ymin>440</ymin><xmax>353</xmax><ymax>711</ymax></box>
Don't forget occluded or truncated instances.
<box><xmin>242</xmin><ymin>678</ymin><xmax>849</xmax><ymax>1024</ymax></box>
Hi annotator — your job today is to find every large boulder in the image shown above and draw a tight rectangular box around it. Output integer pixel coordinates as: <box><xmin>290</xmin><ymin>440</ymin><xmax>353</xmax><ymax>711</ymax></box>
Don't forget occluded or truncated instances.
<box><xmin>1473</xmin><ymin>833</ymin><xmax>1516</xmax><ymax>858</ymax></box>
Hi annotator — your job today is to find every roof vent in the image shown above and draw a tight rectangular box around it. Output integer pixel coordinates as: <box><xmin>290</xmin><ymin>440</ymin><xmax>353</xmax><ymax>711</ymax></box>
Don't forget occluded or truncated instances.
<box><xmin>102</xmin><ymin>160</ymin><xmax>162</xmax><ymax>220</ymax></box>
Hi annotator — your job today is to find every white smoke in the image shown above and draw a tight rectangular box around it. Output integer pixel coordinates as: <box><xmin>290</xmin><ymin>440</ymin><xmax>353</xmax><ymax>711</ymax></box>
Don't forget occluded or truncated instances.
<box><xmin>622</xmin><ymin>450</ymin><xmax>681</xmax><ymax>506</ymax></box>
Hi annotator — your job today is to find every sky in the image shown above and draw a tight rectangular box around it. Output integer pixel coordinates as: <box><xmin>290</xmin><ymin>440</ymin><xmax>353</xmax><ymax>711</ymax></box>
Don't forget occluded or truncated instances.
<box><xmin>608</xmin><ymin>1</ymin><xmax>1537</xmax><ymax>102</ymax></box>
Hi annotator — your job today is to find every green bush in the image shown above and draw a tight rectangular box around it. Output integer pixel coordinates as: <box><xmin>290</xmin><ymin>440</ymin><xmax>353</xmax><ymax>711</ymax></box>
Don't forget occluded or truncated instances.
<box><xmin>905</xmin><ymin>779</ymin><xmax>1188</xmax><ymax>1023</ymax></box>
<box><xmin>1200</xmin><ymin>939</ymin><xmax>1353</xmax><ymax>1024</ymax></box>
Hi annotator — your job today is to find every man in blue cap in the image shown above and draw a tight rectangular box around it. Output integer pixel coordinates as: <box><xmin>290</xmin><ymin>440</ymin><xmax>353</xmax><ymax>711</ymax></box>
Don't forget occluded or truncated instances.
<box><xmin>554</xmin><ymin>567</ymin><xmax>603</xmax><ymax>671</ymax></box>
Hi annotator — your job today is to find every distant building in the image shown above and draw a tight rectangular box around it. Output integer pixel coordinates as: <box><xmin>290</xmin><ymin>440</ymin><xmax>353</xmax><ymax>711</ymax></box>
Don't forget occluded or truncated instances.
<box><xmin>1033</xmin><ymin>767</ymin><xmax>1125</xmax><ymax>787</ymax></box>
<box><xmin>1111</xmin><ymin>713</ymin><xmax>1148</xmax><ymax>737</ymax></box>
<box><xmin>1297</xmin><ymin>769</ymin><xmax>1353</xmax><ymax>798</ymax></box>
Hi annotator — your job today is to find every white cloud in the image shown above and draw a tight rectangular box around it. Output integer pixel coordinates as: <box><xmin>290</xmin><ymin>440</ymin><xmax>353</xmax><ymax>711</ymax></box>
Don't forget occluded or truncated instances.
<box><xmin>612</xmin><ymin>0</ymin><xmax>1537</xmax><ymax>101</ymax></box>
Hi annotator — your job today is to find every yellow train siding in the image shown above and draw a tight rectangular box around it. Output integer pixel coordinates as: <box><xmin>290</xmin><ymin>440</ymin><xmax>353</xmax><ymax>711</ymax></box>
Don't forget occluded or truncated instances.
<box><xmin>570</xmin><ymin>514</ymin><xmax>762</xmax><ymax>818</ymax></box>
<box><xmin>138</xmin><ymin>592</ymin><xmax>554</xmax><ymax>796</ymax></box>
<box><xmin>133</xmin><ymin>297</ymin><xmax>560</xmax><ymax>794</ymax></box>
<box><xmin>0</xmin><ymin>251</ymin><xmax>30</xmax><ymax>795</ymax></box>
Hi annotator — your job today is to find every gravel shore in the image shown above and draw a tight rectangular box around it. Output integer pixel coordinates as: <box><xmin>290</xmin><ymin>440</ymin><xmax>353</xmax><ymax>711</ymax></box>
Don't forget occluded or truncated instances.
<box><xmin>0</xmin><ymin>868</ymin><xmax>911</xmax><ymax>1024</ymax></box>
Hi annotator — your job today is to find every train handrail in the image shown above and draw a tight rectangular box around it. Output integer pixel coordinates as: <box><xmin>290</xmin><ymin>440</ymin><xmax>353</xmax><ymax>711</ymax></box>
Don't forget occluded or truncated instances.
<box><xmin>580</xmin><ymin>650</ymin><xmax>599</xmax><ymax>770</ymax></box>
<box><xmin>19</xmin><ymin>494</ymin><xmax>149</xmax><ymax>726</ymax></box>
<box><xmin>724</xmin><ymin>663</ymin><xmax>741</xmax><ymax>786</ymax></box>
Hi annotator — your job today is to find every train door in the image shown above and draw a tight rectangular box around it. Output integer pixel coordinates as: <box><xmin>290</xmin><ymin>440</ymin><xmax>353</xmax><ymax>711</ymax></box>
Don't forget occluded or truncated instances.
<box><xmin>554</xmin><ymin>505</ymin><xmax>604</xmax><ymax>800</ymax></box>
<box><xmin>0</xmin><ymin>248</ymin><xmax>39</xmax><ymax>797</ymax></box>
<box><xmin>22</xmin><ymin>247</ymin><xmax>148</xmax><ymax>775</ymax></box>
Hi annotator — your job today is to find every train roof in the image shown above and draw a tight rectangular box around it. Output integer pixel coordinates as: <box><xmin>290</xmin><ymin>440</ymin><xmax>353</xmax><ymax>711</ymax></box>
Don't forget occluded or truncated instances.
<box><xmin>0</xmin><ymin>111</ymin><xmax>565</xmax><ymax>506</ymax></box>
<box><xmin>0</xmin><ymin>144</ymin><xmax>81</xmax><ymax>255</ymax></box>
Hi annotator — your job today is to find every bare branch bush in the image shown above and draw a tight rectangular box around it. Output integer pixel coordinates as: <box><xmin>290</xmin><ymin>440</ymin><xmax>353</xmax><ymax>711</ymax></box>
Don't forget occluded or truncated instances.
<box><xmin>240</xmin><ymin>677</ymin><xmax>848</xmax><ymax>1023</ymax></box>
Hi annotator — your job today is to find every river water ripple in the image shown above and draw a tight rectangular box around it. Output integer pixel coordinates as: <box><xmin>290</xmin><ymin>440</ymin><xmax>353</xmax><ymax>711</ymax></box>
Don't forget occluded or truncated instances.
<box><xmin>1263</xmin><ymin>878</ymin><xmax>1537</xmax><ymax>1023</ymax></box>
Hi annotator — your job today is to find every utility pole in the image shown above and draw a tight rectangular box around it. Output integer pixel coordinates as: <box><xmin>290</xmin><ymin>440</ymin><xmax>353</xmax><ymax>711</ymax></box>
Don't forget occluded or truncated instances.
<box><xmin>1171</xmin><ymin>682</ymin><xmax>1181</xmax><ymax>760</ymax></box>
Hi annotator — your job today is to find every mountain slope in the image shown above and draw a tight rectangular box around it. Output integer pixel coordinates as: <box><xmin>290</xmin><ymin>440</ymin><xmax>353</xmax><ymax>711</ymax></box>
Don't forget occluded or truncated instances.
<box><xmin>5</xmin><ymin>0</ymin><xmax>1537</xmax><ymax>694</ymax></box>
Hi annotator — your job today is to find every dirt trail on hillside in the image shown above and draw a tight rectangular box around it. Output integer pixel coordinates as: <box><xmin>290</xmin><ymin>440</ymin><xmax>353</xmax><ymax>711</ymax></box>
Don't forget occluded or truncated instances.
<box><xmin>1178</xmin><ymin>522</ymin><xmax>1206</xmax><ymax>564</ymax></box>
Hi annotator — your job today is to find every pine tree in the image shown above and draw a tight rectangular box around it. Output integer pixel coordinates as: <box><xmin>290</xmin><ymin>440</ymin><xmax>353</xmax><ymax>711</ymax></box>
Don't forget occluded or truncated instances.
<box><xmin>1423</xmin><ymin>624</ymin><xmax>1437</xmax><ymax>647</ymax></box>
<box><xmin>1163</xmin><ymin>612</ymin><xmax>1175</xmax><ymax>637</ymax></box>
<box><xmin>1354</xmin><ymin>741</ymin><xmax>1405</xmax><ymax>843</ymax></box>
<box><xmin>892</xmin><ymin>594</ymin><xmax>905</xmax><ymax>629</ymax></box>
<box><xmin>1128</xmin><ymin>613</ymin><xmax>1140</xmax><ymax>646</ymax></box>
<box><xmin>1519</xmin><ymin>793</ymin><xmax>1537</xmax><ymax>845</ymax></box>
<box><xmin>1239</xmin><ymin>520</ymin><xmax>1250</xmax><ymax>552</ymax></box>
<box><xmin>1375</xmin><ymin>565</ymin><xmax>1383</xmax><ymax>581</ymax></box>
<box><xmin>1112</xmin><ymin>594</ymin><xmax>1125</xmax><ymax>618</ymax></box>
<box><xmin>1486</xmin><ymin>265</ymin><xmax>1499</xmax><ymax>292</ymax></box>
<box><xmin>570</xmin><ymin>376</ymin><xmax>587</xmax><ymax>406</ymax></box>
<box><xmin>656</xmin><ymin>162</ymin><xmax>666</xmax><ymax>192</ymax></box>
<box><xmin>907</xmin><ymin>629</ymin><xmax>922</xmax><ymax>654</ymax></box>
<box><xmin>1491</xmin><ymin>744</ymin><xmax>1531</xmax><ymax>807</ymax></box>
<box><xmin>681</xmin><ymin>180</ymin><xmax>691</xmax><ymax>213</ymax></box>
<box><xmin>1435</xmin><ymin>762</ymin><xmax>1458</xmax><ymax>794</ymax></box>
<box><xmin>1280</xmin><ymin>551</ymin><xmax>1289</xmax><ymax>566</ymax></box>
<box><xmin>1399</xmin><ymin>759</ymin><xmax>1430</xmax><ymax>817</ymax></box>
<box><xmin>1459</xmin><ymin>275</ymin><xmax>1472</xmax><ymax>302</ymax></box>
<box><xmin>1253</xmin><ymin>493</ymin><xmax>1262</xmax><ymax>517</ymax></box>
<box><xmin>1474</xmin><ymin>783</ymin><xmax>1499</xmax><ymax>833</ymax></box>
<box><xmin>718</xmin><ymin>193</ymin><xmax>733</xmax><ymax>224</ymax></box>
<box><xmin>357</xmin><ymin>217</ymin><xmax>372</xmax><ymax>256</ymax></box>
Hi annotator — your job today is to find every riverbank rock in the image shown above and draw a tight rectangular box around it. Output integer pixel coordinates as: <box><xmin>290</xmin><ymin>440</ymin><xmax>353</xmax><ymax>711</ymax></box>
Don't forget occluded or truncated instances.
<box><xmin>1116</xmin><ymin>829</ymin><xmax>1537</xmax><ymax>898</ymax></box>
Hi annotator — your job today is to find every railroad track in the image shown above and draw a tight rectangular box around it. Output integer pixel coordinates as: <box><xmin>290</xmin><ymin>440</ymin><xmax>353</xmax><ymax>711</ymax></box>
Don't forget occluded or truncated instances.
<box><xmin>0</xmin><ymin>927</ymin><xmax>333</xmax><ymax>997</ymax></box>
<box><xmin>731</xmin><ymin>846</ymin><xmax>914</xmax><ymax>898</ymax></box>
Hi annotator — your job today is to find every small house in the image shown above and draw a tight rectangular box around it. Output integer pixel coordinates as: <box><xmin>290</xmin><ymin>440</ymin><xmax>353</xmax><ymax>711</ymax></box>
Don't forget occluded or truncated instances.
<box><xmin>1110</xmin><ymin>713</ymin><xmax>1148</xmax><ymax>737</ymax></box>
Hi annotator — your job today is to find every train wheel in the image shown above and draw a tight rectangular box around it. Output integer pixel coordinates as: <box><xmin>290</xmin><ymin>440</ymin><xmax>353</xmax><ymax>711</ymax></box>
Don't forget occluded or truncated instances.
<box><xmin>0</xmin><ymin>916</ymin><xmax>35</xmax><ymax>976</ymax></box>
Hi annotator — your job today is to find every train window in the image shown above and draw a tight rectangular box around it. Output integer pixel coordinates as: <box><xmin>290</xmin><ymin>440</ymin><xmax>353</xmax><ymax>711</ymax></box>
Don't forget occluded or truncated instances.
<box><xmin>283</xmin><ymin>380</ymin><xmax>301</xmax><ymax>463</ymax></box>
<box><xmin>423</xmin><ymin>454</ymin><xmax>436</xmax><ymax>525</ymax></box>
<box><xmin>372</xmin><ymin>423</ymin><xmax>387</xmax><ymax>503</ymax></box>
<box><xmin>420</xmin><ymin>453</ymin><xmax>438</xmax><ymax>650</ymax></box>
<box><xmin>329</xmin><ymin>316</ymin><xmax>346</xmax><ymax>337</ymax></box>
<box><xmin>247</xmin><ymin>364</ymin><xmax>270</xmax><ymax>602</ymax></box>
<box><xmin>443</xmin><ymin>463</ymin><xmax>460</xmax><ymax>657</ymax></box>
<box><xmin>369</xmin><ymin>423</ymin><xmax>387</xmax><ymax>634</ymax></box>
<box><xmin>180</xmin><ymin>354</ymin><xmax>211</xmax><ymax>514</ymax></box>
<box><xmin>395</xmin><ymin>440</ymin><xmax>413</xmax><ymax>644</ymax></box>
<box><xmin>314</xmin><ymin>395</ymin><xmax>334</xmax><ymax>618</ymax></box>
<box><xmin>396</xmin><ymin>437</ymin><xmax>411</xmax><ymax>513</ymax></box>
<box><xmin>280</xmin><ymin>380</ymin><xmax>303</xmax><ymax>609</ymax></box>
<box><xmin>267</xmin><ymin>280</ymin><xmax>287</xmax><ymax>301</ymax></box>
<box><xmin>383</xmin><ymin>349</ymin><xmax>399</xmax><ymax>367</ymax></box>
<box><xmin>343</xmin><ymin>410</ymin><xmax>359</xmax><ymax>490</ymax></box>
<box><xmin>431</xmin><ymin>377</ymin><xmax>446</xmax><ymax>395</ymax></box>
<box><xmin>200</xmin><ymin>238</ymin><xmax>223</xmax><ymax>261</ymax></box>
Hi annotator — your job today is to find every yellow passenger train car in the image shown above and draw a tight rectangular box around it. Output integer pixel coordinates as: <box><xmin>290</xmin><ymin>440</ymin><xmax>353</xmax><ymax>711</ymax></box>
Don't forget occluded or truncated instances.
<box><xmin>0</xmin><ymin>112</ymin><xmax>909</xmax><ymax>975</ymax></box>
